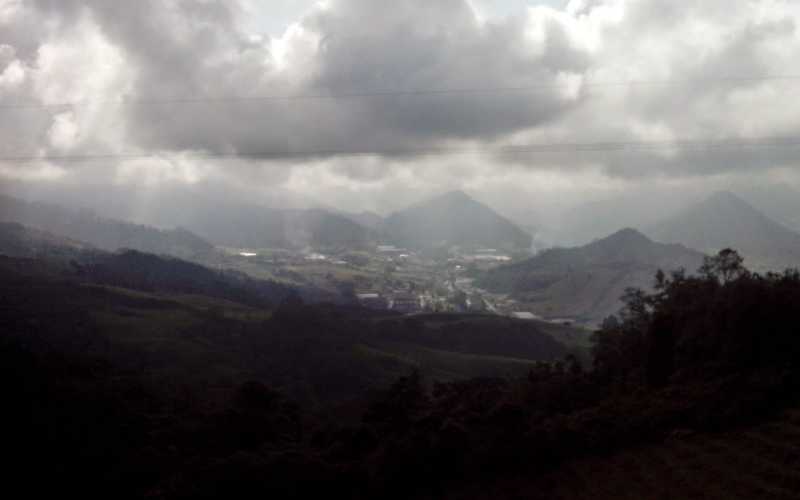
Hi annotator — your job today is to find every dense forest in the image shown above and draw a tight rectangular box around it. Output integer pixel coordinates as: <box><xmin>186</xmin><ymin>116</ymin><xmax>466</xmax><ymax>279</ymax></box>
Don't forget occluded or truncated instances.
<box><xmin>4</xmin><ymin>248</ymin><xmax>800</xmax><ymax>498</ymax></box>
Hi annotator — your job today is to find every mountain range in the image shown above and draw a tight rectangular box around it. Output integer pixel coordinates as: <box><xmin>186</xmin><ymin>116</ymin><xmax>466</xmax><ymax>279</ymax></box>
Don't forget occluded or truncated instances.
<box><xmin>14</xmin><ymin>184</ymin><xmax>798</xmax><ymax>276</ymax></box>
<box><xmin>0</xmin><ymin>222</ymin><xmax>90</xmax><ymax>260</ymax></box>
<box><xmin>0</xmin><ymin>220</ymin><xmax>333</xmax><ymax>306</ymax></box>
<box><xmin>477</xmin><ymin>228</ymin><xmax>705</xmax><ymax>323</ymax></box>
<box><xmin>381</xmin><ymin>190</ymin><xmax>532</xmax><ymax>251</ymax></box>
<box><xmin>198</xmin><ymin>206</ymin><xmax>378</xmax><ymax>251</ymax></box>
<box><xmin>2</xmin><ymin>189</ymin><xmax>534</xmax><ymax>253</ymax></box>
<box><xmin>646</xmin><ymin>191</ymin><xmax>800</xmax><ymax>271</ymax></box>
<box><xmin>0</xmin><ymin>195</ymin><xmax>213</xmax><ymax>259</ymax></box>
<box><xmin>131</xmin><ymin>197</ymin><xmax>378</xmax><ymax>251</ymax></box>
<box><xmin>737</xmin><ymin>184</ymin><xmax>800</xmax><ymax>233</ymax></box>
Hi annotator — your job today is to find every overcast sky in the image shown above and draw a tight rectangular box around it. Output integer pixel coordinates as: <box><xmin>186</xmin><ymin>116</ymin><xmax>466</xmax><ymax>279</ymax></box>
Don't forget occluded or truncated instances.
<box><xmin>2</xmin><ymin>0</ymin><xmax>800</xmax><ymax>222</ymax></box>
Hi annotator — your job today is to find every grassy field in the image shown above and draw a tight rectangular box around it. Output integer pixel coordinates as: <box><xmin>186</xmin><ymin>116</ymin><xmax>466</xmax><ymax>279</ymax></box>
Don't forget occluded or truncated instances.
<box><xmin>9</xmin><ymin>275</ymin><xmax>572</xmax><ymax>406</ymax></box>
<box><xmin>409</xmin><ymin>312</ymin><xmax>593</xmax><ymax>364</ymax></box>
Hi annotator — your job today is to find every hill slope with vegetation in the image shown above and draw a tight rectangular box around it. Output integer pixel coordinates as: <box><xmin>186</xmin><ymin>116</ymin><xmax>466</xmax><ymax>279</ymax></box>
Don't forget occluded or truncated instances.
<box><xmin>478</xmin><ymin>228</ymin><xmax>704</xmax><ymax>323</ymax></box>
<box><xmin>5</xmin><ymin>246</ymin><xmax>800</xmax><ymax>498</ymax></box>
<box><xmin>0</xmin><ymin>221</ymin><xmax>333</xmax><ymax>306</ymax></box>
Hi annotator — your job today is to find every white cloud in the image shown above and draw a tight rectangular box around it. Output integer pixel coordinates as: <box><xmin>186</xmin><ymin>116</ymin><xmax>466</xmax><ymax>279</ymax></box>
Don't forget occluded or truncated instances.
<box><xmin>0</xmin><ymin>58</ymin><xmax>25</xmax><ymax>90</ymax></box>
<box><xmin>2</xmin><ymin>0</ymin><xmax>800</xmax><ymax>217</ymax></box>
<box><xmin>47</xmin><ymin>112</ymin><xmax>78</xmax><ymax>150</ymax></box>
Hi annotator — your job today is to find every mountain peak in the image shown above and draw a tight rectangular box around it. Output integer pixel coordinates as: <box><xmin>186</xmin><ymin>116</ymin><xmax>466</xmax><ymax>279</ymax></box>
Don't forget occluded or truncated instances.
<box><xmin>384</xmin><ymin>190</ymin><xmax>531</xmax><ymax>250</ymax></box>
<box><xmin>437</xmin><ymin>190</ymin><xmax>474</xmax><ymax>204</ymax></box>
<box><xmin>705</xmin><ymin>190</ymin><xmax>753</xmax><ymax>209</ymax></box>
<box><xmin>600</xmin><ymin>227</ymin><xmax>652</xmax><ymax>246</ymax></box>
<box><xmin>647</xmin><ymin>190</ymin><xmax>800</xmax><ymax>270</ymax></box>
<box><xmin>478</xmin><ymin>227</ymin><xmax>704</xmax><ymax>321</ymax></box>
<box><xmin>609</xmin><ymin>227</ymin><xmax>649</xmax><ymax>239</ymax></box>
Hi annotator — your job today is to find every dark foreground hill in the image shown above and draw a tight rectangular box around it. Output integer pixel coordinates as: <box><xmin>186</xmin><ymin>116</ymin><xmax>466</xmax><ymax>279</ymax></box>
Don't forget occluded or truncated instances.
<box><xmin>0</xmin><ymin>221</ymin><xmax>576</xmax><ymax>404</ymax></box>
<box><xmin>647</xmin><ymin>190</ymin><xmax>800</xmax><ymax>270</ymax></box>
<box><xmin>5</xmin><ymin>249</ymin><xmax>800</xmax><ymax>499</ymax></box>
<box><xmin>383</xmin><ymin>190</ymin><xmax>532</xmax><ymax>251</ymax></box>
<box><xmin>477</xmin><ymin>228</ymin><xmax>704</xmax><ymax>323</ymax></box>
<box><xmin>467</xmin><ymin>406</ymin><xmax>800</xmax><ymax>499</ymax></box>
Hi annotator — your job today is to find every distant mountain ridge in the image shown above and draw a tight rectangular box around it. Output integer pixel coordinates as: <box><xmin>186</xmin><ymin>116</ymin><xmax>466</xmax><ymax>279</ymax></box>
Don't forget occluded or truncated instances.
<box><xmin>646</xmin><ymin>191</ymin><xmax>800</xmax><ymax>270</ymax></box>
<box><xmin>738</xmin><ymin>185</ymin><xmax>800</xmax><ymax>233</ymax></box>
<box><xmin>1</xmin><ymin>194</ymin><xmax>378</xmax><ymax>252</ymax></box>
<box><xmin>0</xmin><ymin>220</ymin><xmax>329</xmax><ymax>306</ymax></box>
<box><xmin>3</xmin><ymin>190</ymin><xmax>532</xmax><ymax>253</ymax></box>
<box><xmin>478</xmin><ymin>228</ymin><xmax>705</xmax><ymax>323</ymax></box>
<box><xmin>141</xmin><ymin>199</ymin><xmax>378</xmax><ymax>251</ymax></box>
<box><xmin>0</xmin><ymin>222</ymin><xmax>92</xmax><ymax>260</ymax></box>
<box><xmin>0</xmin><ymin>195</ymin><xmax>213</xmax><ymax>259</ymax></box>
<box><xmin>339</xmin><ymin>210</ymin><xmax>384</xmax><ymax>231</ymax></box>
<box><xmin>382</xmin><ymin>191</ymin><xmax>532</xmax><ymax>251</ymax></box>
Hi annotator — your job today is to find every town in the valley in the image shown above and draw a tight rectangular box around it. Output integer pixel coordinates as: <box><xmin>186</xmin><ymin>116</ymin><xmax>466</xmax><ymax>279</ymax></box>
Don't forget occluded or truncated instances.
<box><xmin>214</xmin><ymin>242</ymin><xmax>579</xmax><ymax>327</ymax></box>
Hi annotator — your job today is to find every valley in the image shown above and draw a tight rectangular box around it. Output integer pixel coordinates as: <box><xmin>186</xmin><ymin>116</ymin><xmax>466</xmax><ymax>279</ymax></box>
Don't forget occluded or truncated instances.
<box><xmin>7</xmin><ymin>4</ymin><xmax>800</xmax><ymax>497</ymax></box>
<box><xmin>4</xmin><ymin>188</ymin><xmax>800</xmax><ymax>499</ymax></box>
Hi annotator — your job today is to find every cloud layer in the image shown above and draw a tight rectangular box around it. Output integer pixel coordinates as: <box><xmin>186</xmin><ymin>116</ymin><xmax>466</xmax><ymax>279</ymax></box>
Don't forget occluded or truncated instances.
<box><xmin>2</xmin><ymin>0</ymin><xmax>800</xmax><ymax>216</ymax></box>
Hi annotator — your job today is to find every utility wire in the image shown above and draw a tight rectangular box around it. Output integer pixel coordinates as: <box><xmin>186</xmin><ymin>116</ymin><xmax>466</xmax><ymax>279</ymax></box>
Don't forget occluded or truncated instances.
<box><xmin>3</xmin><ymin>74</ymin><xmax>800</xmax><ymax>110</ymax></box>
<box><xmin>3</xmin><ymin>137</ymin><xmax>800</xmax><ymax>163</ymax></box>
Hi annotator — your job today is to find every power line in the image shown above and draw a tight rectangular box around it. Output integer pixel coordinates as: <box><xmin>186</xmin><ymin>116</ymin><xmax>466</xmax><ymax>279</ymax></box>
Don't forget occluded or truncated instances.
<box><xmin>3</xmin><ymin>74</ymin><xmax>800</xmax><ymax>110</ymax></box>
<box><xmin>3</xmin><ymin>136</ymin><xmax>800</xmax><ymax>163</ymax></box>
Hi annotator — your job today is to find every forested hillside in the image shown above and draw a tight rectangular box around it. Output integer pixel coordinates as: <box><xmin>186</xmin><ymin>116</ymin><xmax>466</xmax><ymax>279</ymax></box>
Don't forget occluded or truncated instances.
<box><xmin>478</xmin><ymin>228</ymin><xmax>704</xmax><ymax>322</ymax></box>
<box><xmin>5</xmin><ymin>248</ymin><xmax>800</xmax><ymax>498</ymax></box>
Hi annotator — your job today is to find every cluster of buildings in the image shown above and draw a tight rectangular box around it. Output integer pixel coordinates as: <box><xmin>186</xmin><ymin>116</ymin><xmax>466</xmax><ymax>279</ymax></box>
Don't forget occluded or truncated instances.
<box><xmin>446</xmin><ymin>249</ymin><xmax>513</xmax><ymax>272</ymax></box>
<box><xmin>355</xmin><ymin>291</ymin><xmax>423</xmax><ymax>313</ymax></box>
<box><xmin>232</xmin><ymin>242</ymin><xmax>533</xmax><ymax>319</ymax></box>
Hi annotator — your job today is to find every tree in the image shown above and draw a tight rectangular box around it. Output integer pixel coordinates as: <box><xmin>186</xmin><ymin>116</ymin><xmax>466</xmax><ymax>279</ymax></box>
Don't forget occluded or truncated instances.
<box><xmin>699</xmin><ymin>248</ymin><xmax>747</xmax><ymax>284</ymax></box>
<box><xmin>654</xmin><ymin>269</ymin><xmax>667</xmax><ymax>290</ymax></box>
<box><xmin>645</xmin><ymin>312</ymin><xmax>675</xmax><ymax>387</ymax></box>
<box><xmin>620</xmin><ymin>287</ymin><xmax>651</xmax><ymax>322</ymax></box>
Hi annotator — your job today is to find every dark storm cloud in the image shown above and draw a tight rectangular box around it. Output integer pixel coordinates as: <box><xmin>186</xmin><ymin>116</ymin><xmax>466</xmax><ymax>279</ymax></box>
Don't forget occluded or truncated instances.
<box><xmin>113</xmin><ymin>0</ymin><xmax>589</xmax><ymax>161</ymax></box>
<box><xmin>2</xmin><ymin>0</ymin><xmax>590</xmax><ymax>170</ymax></box>
<box><xmin>1</xmin><ymin>0</ymin><xmax>800</xmax><ymax>192</ymax></box>
<box><xmin>300</xmin><ymin>0</ymin><xmax>588</xmax><ymax>141</ymax></box>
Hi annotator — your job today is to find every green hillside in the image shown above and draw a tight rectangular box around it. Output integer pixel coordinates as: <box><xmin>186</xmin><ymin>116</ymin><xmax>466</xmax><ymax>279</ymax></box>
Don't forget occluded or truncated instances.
<box><xmin>0</xmin><ymin>242</ymin><xmax>571</xmax><ymax>407</ymax></box>
<box><xmin>478</xmin><ymin>228</ymin><xmax>704</xmax><ymax>322</ymax></box>
<box><xmin>6</xmin><ymin>233</ymin><xmax>800</xmax><ymax>499</ymax></box>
